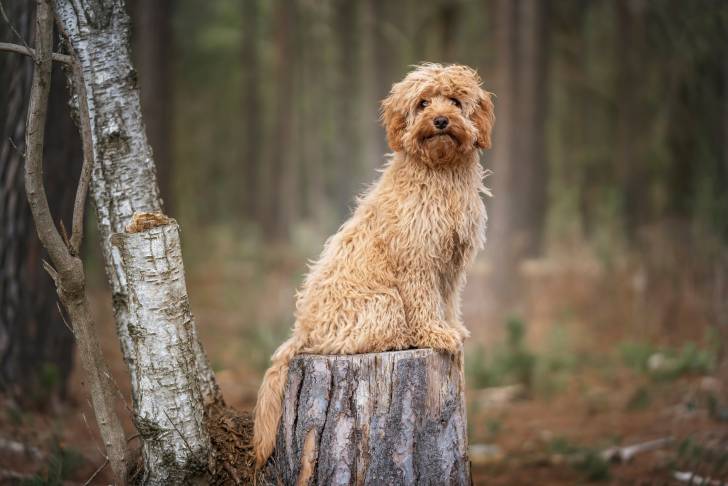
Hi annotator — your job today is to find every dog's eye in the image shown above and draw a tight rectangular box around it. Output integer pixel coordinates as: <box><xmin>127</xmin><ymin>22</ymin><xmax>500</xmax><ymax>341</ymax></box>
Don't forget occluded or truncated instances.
<box><xmin>418</xmin><ymin>99</ymin><xmax>430</xmax><ymax>109</ymax></box>
<box><xmin>450</xmin><ymin>97</ymin><xmax>462</xmax><ymax>108</ymax></box>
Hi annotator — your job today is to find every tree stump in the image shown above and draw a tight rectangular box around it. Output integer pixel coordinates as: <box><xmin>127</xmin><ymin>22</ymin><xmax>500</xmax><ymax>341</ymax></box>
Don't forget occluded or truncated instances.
<box><xmin>270</xmin><ymin>349</ymin><xmax>471</xmax><ymax>485</ymax></box>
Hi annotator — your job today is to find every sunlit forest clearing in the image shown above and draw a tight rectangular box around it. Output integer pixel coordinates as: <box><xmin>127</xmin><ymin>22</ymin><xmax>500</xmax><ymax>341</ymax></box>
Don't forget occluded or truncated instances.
<box><xmin>2</xmin><ymin>0</ymin><xmax>727</xmax><ymax>484</ymax></box>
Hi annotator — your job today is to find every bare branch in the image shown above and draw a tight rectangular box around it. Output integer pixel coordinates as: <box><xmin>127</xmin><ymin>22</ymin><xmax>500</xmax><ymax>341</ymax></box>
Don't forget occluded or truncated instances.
<box><xmin>41</xmin><ymin>259</ymin><xmax>59</xmax><ymax>285</ymax></box>
<box><xmin>23</xmin><ymin>0</ymin><xmax>70</xmax><ymax>275</ymax></box>
<box><xmin>0</xmin><ymin>41</ymin><xmax>72</xmax><ymax>63</ymax></box>
<box><xmin>68</xmin><ymin>56</ymin><xmax>94</xmax><ymax>255</ymax></box>
<box><xmin>22</xmin><ymin>1</ymin><xmax>129</xmax><ymax>482</ymax></box>
<box><xmin>601</xmin><ymin>437</ymin><xmax>673</xmax><ymax>463</ymax></box>
<box><xmin>59</xmin><ymin>219</ymin><xmax>71</xmax><ymax>249</ymax></box>
<box><xmin>82</xmin><ymin>458</ymin><xmax>108</xmax><ymax>486</ymax></box>
<box><xmin>0</xmin><ymin>1</ymin><xmax>33</xmax><ymax>57</ymax></box>
<box><xmin>55</xmin><ymin>302</ymin><xmax>75</xmax><ymax>336</ymax></box>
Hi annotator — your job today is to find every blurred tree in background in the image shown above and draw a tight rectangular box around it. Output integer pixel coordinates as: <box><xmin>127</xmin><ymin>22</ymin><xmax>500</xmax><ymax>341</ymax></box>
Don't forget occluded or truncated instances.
<box><xmin>163</xmin><ymin>0</ymin><xmax>727</xmax><ymax>258</ymax></box>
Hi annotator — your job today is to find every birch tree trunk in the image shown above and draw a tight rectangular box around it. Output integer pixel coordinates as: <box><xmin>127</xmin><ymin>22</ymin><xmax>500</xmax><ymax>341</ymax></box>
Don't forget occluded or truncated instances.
<box><xmin>112</xmin><ymin>220</ymin><xmax>211</xmax><ymax>484</ymax></box>
<box><xmin>51</xmin><ymin>0</ymin><xmax>221</xmax><ymax>405</ymax></box>
<box><xmin>271</xmin><ymin>349</ymin><xmax>471</xmax><ymax>486</ymax></box>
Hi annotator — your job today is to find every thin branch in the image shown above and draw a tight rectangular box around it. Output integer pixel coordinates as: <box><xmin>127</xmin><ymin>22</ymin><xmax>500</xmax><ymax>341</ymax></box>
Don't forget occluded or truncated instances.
<box><xmin>163</xmin><ymin>409</ymin><xmax>195</xmax><ymax>455</ymax></box>
<box><xmin>0</xmin><ymin>42</ymin><xmax>72</xmax><ymax>63</ymax></box>
<box><xmin>42</xmin><ymin>259</ymin><xmax>59</xmax><ymax>284</ymax></box>
<box><xmin>59</xmin><ymin>219</ymin><xmax>71</xmax><ymax>249</ymax></box>
<box><xmin>56</xmin><ymin>301</ymin><xmax>75</xmax><ymax>336</ymax></box>
<box><xmin>81</xmin><ymin>411</ymin><xmax>107</xmax><ymax>460</ymax></box>
<box><xmin>68</xmin><ymin>56</ymin><xmax>94</xmax><ymax>255</ymax></box>
<box><xmin>82</xmin><ymin>458</ymin><xmax>108</xmax><ymax>486</ymax></box>
<box><xmin>23</xmin><ymin>0</ymin><xmax>70</xmax><ymax>275</ymax></box>
<box><xmin>0</xmin><ymin>1</ymin><xmax>33</xmax><ymax>57</ymax></box>
<box><xmin>601</xmin><ymin>437</ymin><xmax>673</xmax><ymax>462</ymax></box>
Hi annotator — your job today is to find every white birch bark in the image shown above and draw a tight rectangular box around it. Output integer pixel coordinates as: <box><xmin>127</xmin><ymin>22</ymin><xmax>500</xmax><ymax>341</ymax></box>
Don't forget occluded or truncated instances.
<box><xmin>112</xmin><ymin>222</ymin><xmax>211</xmax><ymax>484</ymax></box>
<box><xmin>51</xmin><ymin>0</ymin><xmax>221</xmax><ymax>405</ymax></box>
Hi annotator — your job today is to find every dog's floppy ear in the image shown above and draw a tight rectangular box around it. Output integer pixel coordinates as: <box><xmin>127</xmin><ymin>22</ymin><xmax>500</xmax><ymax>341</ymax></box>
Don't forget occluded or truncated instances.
<box><xmin>473</xmin><ymin>90</ymin><xmax>495</xmax><ymax>149</ymax></box>
<box><xmin>380</xmin><ymin>93</ymin><xmax>407</xmax><ymax>152</ymax></box>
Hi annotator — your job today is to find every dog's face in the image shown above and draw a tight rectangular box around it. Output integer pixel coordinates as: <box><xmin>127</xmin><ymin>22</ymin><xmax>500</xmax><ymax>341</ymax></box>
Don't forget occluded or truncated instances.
<box><xmin>380</xmin><ymin>63</ymin><xmax>494</xmax><ymax>166</ymax></box>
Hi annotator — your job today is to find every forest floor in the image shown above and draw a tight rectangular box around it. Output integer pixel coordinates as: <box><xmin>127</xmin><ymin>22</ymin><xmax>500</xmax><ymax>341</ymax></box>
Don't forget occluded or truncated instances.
<box><xmin>1</xmin><ymin>236</ymin><xmax>726</xmax><ymax>485</ymax></box>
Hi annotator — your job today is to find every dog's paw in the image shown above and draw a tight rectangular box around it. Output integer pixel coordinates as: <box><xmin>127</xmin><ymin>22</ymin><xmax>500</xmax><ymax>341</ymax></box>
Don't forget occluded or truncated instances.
<box><xmin>450</xmin><ymin>320</ymin><xmax>471</xmax><ymax>340</ymax></box>
<box><xmin>419</xmin><ymin>322</ymin><xmax>463</xmax><ymax>355</ymax></box>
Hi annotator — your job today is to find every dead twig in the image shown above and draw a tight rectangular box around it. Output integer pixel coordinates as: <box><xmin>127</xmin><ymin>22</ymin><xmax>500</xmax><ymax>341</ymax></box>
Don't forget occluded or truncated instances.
<box><xmin>0</xmin><ymin>41</ymin><xmax>72</xmax><ymax>63</ymax></box>
<box><xmin>674</xmin><ymin>471</ymin><xmax>726</xmax><ymax>486</ymax></box>
<box><xmin>0</xmin><ymin>0</ymin><xmax>33</xmax><ymax>57</ymax></box>
<box><xmin>82</xmin><ymin>458</ymin><xmax>108</xmax><ymax>486</ymax></box>
<box><xmin>68</xmin><ymin>55</ymin><xmax>94</xmax><ymax>256</ymax></box>
<box><xmin>163</xmin><ymin>409</ymin><xmax>195</xmax><ymax>455</ymax></box>
<box><xmin>600</xmin><ymin>437</ymin><xmax>674</xmax><ymax>463</ymax></box>
<box><xmin>55</xmin><ymin>301</ymin><xmax>75</xmax><ymax>336</ymax></box>
<box><xmin>59</xmin><ymin>219</ymin><xmax>71</xmax><ymax>250</ymax></box>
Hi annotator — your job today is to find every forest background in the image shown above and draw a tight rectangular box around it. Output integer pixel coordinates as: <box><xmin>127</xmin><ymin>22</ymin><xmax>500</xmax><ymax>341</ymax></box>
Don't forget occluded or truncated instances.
<box><xmin>1</xmin><ymin>0</ymin><xmax>727</xmax><ymax>483</ymax></box>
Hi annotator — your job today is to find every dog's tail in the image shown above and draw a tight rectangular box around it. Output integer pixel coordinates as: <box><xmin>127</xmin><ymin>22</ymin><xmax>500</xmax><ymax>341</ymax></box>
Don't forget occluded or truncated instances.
<box><xmin>253</xmin><ymin>335</ymin><xmax>302</xmax><ymax>468</ymax></box>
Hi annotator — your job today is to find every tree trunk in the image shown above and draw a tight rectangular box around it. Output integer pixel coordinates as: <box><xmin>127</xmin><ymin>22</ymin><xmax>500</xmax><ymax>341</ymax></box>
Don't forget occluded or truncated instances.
<box><xmin>51</xmin><ymin>0</ymin><xmax>220</xmax><ymax>405</ymax></box>
<box><xmin>438</xmin><ymin>2</ymin><xmax>460</xmax><ymax>61</ymax></box>
<box><xmin>271</xmin><ymin>349</ymin><xmax>471</xmax><ymax>486</ymax></box>
<box><xmin>241</xmin><ymin>0</ymin><xmax>261</xmax><ymax>224</ymax></box>
<box><xmin>263</xmin><ymin>0</ymin><xmax>297</xmax><ymax>242</ymax></box>
<box><xmin>370</xmin><ymin>0</ymin><xmax>401</xmax><ymax>158</ymax></box>
<box><xmin>615</xmin><ymin>0</ymin><xmax>647</xmax><ymax>237</ymax></box>
<box><xmin>112</xmin><ymin>220</ymin><xmax>211</xmax><ymax>484</ymax></box>
<box><xmin>332</xmin><ymin>0</ymin><xmax>361</xmax><ymax>214</ymax></box>
<box><xmin>0</xmin><ymin>0</ymin><xmax>78</xmax><ymax>404</ymax></box>
<box><xmin>487</xmin><ymin>0</ymin><xmax>549</xmax><ymax>301</ymax></box>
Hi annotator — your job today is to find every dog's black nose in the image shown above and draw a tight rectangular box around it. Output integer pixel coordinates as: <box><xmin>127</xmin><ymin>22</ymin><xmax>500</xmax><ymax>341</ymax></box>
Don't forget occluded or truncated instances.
<box><xmin>433</xmin><ymin>116</ymin><xmax>449</xmax><ymax>129</ymax></box>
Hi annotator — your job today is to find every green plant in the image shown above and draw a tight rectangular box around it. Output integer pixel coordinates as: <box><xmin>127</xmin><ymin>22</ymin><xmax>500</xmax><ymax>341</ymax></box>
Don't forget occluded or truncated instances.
<box><xmin>625</xmin><ymin>386</ymin><xmax>651</xmax><ymax>411</ymax></box>
<box><xmin>547</xmin><ymin>437</ymin><xmax>610</xmax><ymax>481</ymax></box>
<box><xmin>465</xmin><ymin>316</ymin><xmax>537</xmax><ymax>389</ymax></box>
<box><xmin>22</xmin><ymin>442</ymin><xmax>84</xmax><ymax>486</ymax></box>
<box><xmin>618</xmin><ymin>340</ymin><xmax>716</xmax><ymax>380</ymax></box>
<box><xmin>575</xmin><ymin>450</ymin><xmax>610</xmax><ymax>481</ymax></box>
<box><xmin>618</xmin><ymin>340</ymin><xmax>656</xmax><ymax>372</ymax></box>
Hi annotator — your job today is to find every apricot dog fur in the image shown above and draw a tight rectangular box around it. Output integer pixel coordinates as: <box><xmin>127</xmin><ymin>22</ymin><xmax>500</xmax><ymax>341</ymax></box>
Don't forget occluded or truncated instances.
<box><xmin>253</xmin><ymin>63</ymin><xmax>494</xmax><ymax>467</ymax></box>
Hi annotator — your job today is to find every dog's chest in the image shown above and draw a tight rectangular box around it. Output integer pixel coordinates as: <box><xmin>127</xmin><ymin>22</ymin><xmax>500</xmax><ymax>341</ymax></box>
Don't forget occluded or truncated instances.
<box><xmin>398</xmin><ymin>180</ymin><xmax>484</xmax><ymax>265</ymax></box>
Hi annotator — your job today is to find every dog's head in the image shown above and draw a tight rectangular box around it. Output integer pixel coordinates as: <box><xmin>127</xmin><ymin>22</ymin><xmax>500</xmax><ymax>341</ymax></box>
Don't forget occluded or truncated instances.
<box><xmin>380</xmin><ymin>63</ymin><xmax>494</xmax><ymax>166</ymax></box>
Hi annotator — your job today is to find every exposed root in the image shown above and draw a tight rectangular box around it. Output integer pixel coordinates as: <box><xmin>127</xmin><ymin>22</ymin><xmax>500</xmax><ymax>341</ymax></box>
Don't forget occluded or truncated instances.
<box><xmin>207</xmin><ymin>405</ymin><xmax>273</xmax><ymax>485</ymax></box>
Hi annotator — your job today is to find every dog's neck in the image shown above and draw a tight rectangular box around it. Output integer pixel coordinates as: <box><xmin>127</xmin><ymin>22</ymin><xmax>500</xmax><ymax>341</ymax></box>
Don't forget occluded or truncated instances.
<box><xmin>390</xmin><ymin>150</ymin><xmax>481</xmax><ymax>180</ymax></box>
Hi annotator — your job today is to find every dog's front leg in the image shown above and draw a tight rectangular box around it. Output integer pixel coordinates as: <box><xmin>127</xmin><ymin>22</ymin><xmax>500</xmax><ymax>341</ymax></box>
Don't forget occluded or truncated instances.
<box><xmin>398</xmin><ymin>270</ymin><xmax>463</xmax><ymax>354</ymax></box>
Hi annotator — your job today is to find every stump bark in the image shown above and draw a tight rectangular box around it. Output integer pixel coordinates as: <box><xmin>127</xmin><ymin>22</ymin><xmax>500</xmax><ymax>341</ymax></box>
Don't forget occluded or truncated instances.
<box><xmin>270</xmin><ymin>348</ymin><xmax>471</xmax><ymax>486</ymax></box>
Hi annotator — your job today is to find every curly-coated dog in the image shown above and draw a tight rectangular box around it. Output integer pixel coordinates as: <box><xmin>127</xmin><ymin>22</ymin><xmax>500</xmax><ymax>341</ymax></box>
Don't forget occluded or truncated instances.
<box><xmin>253</xmin><ymin>63</ymin><xmax>495</xmax><ymax>467</ymax></box>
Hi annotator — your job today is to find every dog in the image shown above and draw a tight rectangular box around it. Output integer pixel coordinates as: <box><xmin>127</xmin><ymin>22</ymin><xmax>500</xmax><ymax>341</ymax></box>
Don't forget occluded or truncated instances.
<box><xmin>253</xmin><ymin>63</ymin><xmax>494</xmax><ymax>467</ymax></box>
